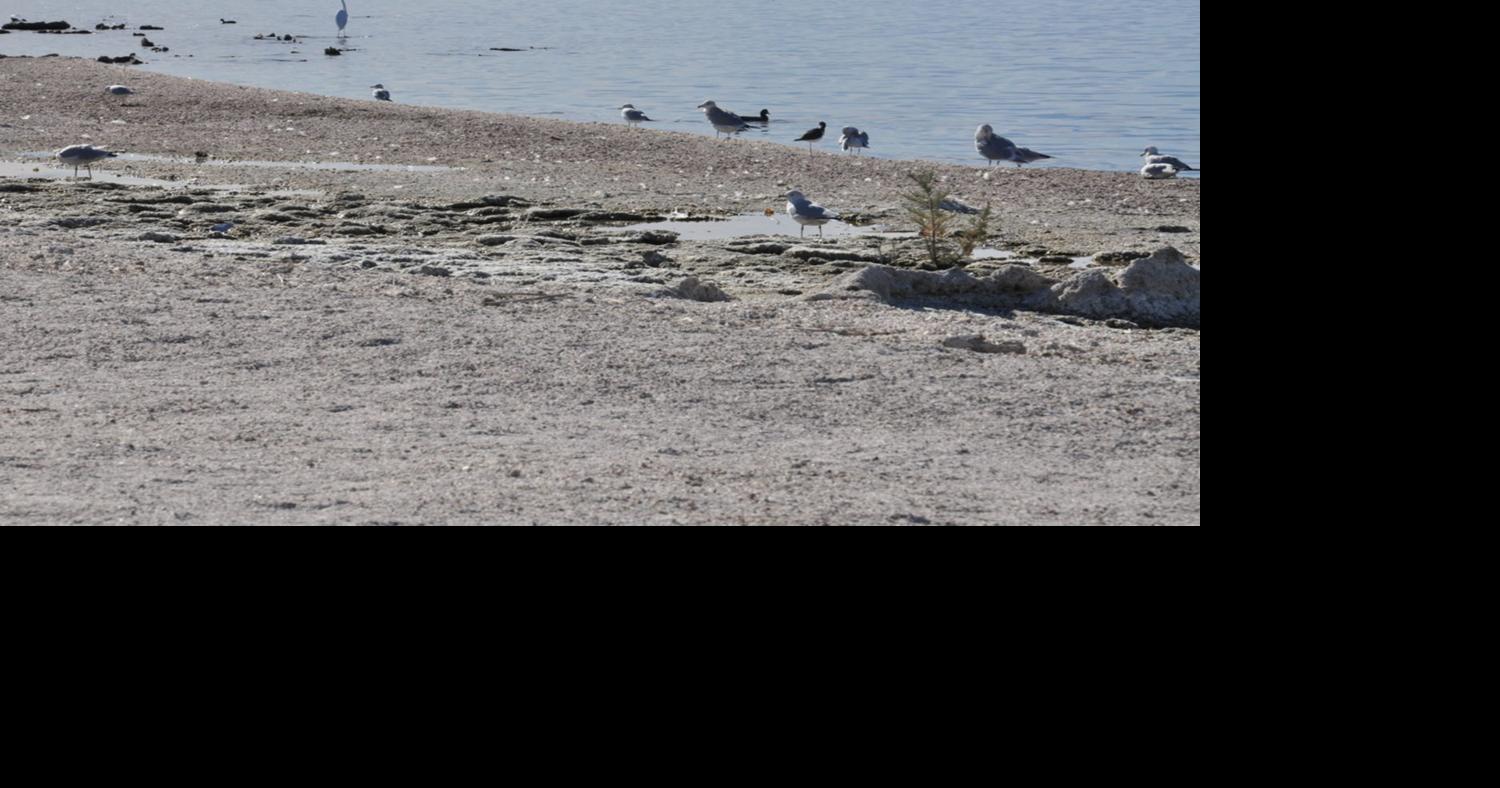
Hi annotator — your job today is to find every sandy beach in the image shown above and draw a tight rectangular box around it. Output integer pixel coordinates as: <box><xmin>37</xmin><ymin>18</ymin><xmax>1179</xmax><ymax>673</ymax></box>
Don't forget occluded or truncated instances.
<box><xmin>1</xmin><ymin>58</ymin><xmax>1200</xmax><ymax>525</ymax></box>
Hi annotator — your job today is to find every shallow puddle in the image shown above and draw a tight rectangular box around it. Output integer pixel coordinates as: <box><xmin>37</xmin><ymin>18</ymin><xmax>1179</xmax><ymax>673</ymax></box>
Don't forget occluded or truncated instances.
<box><xmin>21</xmin><ymin>152</ymin><xmax>458</xmax><ymax>173</ymax></box>
<box><xmin>622</xmin><ymin>212</ymin><xmax>905</xmax><ymax>241</ymax></box>
<box><xmin>0</xmin><ymin>160</ymin><xmax>180</xmax><ymax>187</ymax></box>
<box><xmin>972</xmin><ymin>247</ymin><xmax>1096</xmax><ymax>269</ymax></box>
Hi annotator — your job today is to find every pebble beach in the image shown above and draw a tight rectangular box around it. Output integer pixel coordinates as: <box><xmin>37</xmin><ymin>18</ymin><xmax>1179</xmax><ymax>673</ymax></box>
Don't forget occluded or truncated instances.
<box><xmin>1</xmin><ymin>57</ymin><xmax>1201</xmax><ymax>525</ymax></box>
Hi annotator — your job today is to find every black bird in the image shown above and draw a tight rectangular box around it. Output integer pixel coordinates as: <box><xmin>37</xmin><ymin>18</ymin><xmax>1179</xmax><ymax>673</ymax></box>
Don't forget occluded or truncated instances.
<box><xmin>744</xmin><ymin>109</ymin><xmax>770</xmax><ymax>124</ymax></box>
<box><xmin>796</xmin><ymin>121</ymin><xmax>826</xmax><ymax>151</ymax></box>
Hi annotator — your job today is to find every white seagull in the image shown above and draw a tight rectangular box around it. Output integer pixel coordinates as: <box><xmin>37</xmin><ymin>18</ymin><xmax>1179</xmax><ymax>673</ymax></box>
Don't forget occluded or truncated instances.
<box><xmin>975</xmin><ymin>124</ymin><xmax>1052</xmax><ymax>167</ymax></box>
<box><xmin>336</xmin><ymin>1</ymin><xmax>348</xmax><ymax>35</ymax></box>
<box><xmin>1140</xmin><ymin>162</ymin><xmax>1180</xmax><ymax>179</ymax></box>
<box><xmin>696</xmin><ymin>100</ymin><xmax>752</xmax><ymax>139</ymax></box>
<box><xmin>1141</xmin><ymin>146</ymin><xmax>1196</xmax><ymax>172</ymax></box>
<box><xmin>785</xmin><ymin>190</ymin><xmax>836</xmax><ymax>238</ymax></box>
<box><xmin>839</xmin><ymin>126</ymin><xmax>869</xmax><ymax>154</ymax></box>
<box><xmin>618</xmin><ymin>104</ymin><xmax>654</xmax><ymax>126</ymax></box>
<box><xmin>370</xmin><ymin>83</ymin><xmax>391</xmax><ymax>101</ymax></box>
<box><xmin>57</xmin><ymin>144</ymin><xmax>118</xmax><ymax>179</ymax></box>
<box><xmin>106</xmin><ymin>84</ymin><xmax>133</xmax><ymax>95</ymax></box>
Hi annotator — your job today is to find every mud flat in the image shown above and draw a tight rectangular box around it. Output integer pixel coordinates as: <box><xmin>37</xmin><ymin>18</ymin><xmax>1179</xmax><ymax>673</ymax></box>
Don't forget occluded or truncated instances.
<box><xmin>1</xmin><ymin>58</ymin><xmax>1200</xmax><ymax>525</ymax></box>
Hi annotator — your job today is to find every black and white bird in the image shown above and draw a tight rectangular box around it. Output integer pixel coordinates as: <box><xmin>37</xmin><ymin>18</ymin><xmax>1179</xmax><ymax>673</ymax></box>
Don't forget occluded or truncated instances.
<box><xmin>1140</xmin><ymin>146</ymin><xmax>1195</xmax><ymax>172</ymax></box>
<box><xmin>370</xmin><ymin>84</ymin><xmax>391</xmax><ymax>101</ymax></box>
<box><xmin>618</xmin><ymin>104</ymin><xmax>654</xmax><ymax>126</ymax></box>
<box><xmin>57</xmin><ymin>144</ymin><xmax>118</xmax><ymax>179</ymax></box>
<box><xmin>743</xmin><ymin>109</ymin><xmax>770</xmax><ymax>124</ymax></box>
<box><xmin>839</xmin><ymin>126</ymin><xmax>869</xmax><ymax>154</ymax></box>
<box><xmin>795</xmin><ymin>121</ymin><xmax>827</xmax><ymax>151</ymax></box>
<box><xmin>696</xmin><ymin>100</ymin><xmax>752</xmax><ymax>138</ymax></box>
<box><xmin>106</xmin><ymin>84</ymin><xmax>133</xmax><ymax>95</ymax></box>
<box><xmin>975</xmin><ymin>124</ymin><xmax>1051</xmax><ymax>167</ymax></box>
<box><xmin>785</xmin><ymin>190</ymin><xmax>836</xmax><ymax>238</ymax></box>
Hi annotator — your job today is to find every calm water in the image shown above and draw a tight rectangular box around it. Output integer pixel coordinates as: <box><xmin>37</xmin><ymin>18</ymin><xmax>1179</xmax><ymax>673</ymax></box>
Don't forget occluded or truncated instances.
<box><xmin>4</xmin><ymin>1</ymin><xmax>1200</xmax><ymax>172</ymax></box>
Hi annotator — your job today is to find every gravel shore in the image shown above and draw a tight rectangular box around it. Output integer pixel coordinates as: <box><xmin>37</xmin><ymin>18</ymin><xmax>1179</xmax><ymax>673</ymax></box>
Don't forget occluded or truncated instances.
<box><xmin>1</xmin><ymin>58</ymin><xmax>1200</xmax><ymax>525</ymax></box>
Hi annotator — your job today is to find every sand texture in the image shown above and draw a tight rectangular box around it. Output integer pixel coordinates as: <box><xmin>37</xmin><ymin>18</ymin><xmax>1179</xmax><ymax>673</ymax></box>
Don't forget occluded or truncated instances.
<box><xmin>1</xmin><ymin>58</ymin><xmax>1200</xmax><ymax>525</ymax></box>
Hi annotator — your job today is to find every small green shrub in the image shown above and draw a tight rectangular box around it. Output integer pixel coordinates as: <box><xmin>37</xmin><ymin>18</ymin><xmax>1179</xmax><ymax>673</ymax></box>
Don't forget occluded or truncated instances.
<box><xmin>901</xmin><ymin>171</ymin><xmax>995</xmax><ymax>268</ymax></box>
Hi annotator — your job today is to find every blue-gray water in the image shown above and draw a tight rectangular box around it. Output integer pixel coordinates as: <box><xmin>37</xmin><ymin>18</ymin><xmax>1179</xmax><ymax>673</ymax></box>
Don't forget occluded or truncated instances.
<box><xmin>5</xmin><ymin>1</ymin><xmax>1201</xmax><ymax>172</ymax></box>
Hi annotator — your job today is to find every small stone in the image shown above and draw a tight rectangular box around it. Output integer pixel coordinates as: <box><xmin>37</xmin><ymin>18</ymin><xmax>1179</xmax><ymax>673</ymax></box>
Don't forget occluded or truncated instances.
<box><xmin>941</xmin><ymin>334</ymin><xmax>1027</xmax><ymax>354</ymax></box>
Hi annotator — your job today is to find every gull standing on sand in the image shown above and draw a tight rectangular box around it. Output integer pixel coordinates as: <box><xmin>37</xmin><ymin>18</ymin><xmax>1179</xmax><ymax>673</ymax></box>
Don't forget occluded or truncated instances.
<box><xmin>975</xmin><ymin>124</ymin><xmax>1052</xmax><ymax>167</ymax></box>
<box><xmin>786</xmin><ymin>190</ymin><xmax>836</xmax><ymax>238</ymax></box>
<box><xmin>336</xmin><ymin>1</ymin><xmax>348</xmax><ymax>35</ymax></box>
<box><xmin>796</xmin><ymin>121</ymin><xmax>827</xmax><ymax>151</ymax></box>
<box><xmin>1141</xmin><ymin>146</ymin><xmax>1196</xmax><ymax>172</ymax></box>
<box><xmin>106</xmin><ymin>84</ymin><xmax>133</xmax><ymax>95</ymax></box>
<box><xmin>618</xmin><ymin>104</ymin><xmax>654</xmax><ymax>126</ymax></box>
<box><xmin>371</xmin><ymin>83</ymin><xmax>391</xmax><ymax>100</ymax></box>
<box><xmin>57</xmin><ymin>144</ymin><xmax>117</xmax><ymax>179</ymax></box>
<box><xmin>697</xmin><ymin>100</ymin><xmax>752</xmax><ymax>138</ymax></box>
<box><xmin>839</xmin><ymin>126</ymin><xmax>869</xmax><ymax>154</ymax></box>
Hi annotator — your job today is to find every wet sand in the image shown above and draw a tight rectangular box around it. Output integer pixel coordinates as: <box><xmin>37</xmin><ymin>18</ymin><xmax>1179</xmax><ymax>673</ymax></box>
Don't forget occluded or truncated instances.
<box><xmin>1</xmin><ymin>58</ymin><xmax>1200</xmax><ymax>525</ymax></box>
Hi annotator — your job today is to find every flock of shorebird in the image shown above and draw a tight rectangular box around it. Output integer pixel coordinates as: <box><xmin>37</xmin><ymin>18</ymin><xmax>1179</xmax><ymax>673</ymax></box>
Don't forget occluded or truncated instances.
<box><xmin>674</xmin><ymin>99</ymin><xmax>1192</xmax><ymax>176</ymax></box>
<box><xmin>51</xmin><ymin>1</ymin><xmax>1194</xmax><ymax>241</ymax></box>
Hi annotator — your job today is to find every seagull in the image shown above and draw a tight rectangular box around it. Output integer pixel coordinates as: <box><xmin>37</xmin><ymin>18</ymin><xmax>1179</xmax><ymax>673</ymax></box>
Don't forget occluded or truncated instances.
<box><xmin>839</xmin><ymin>126</ymin><xmax>869</xmax><ymax>154</ymax></box>
<box><xmin>370</xmin><ymin>83</ymin><xmax>391</xmax><ymax>101</ymax></box>
<box><xmin>1140</xmin><ymin>162</ymin><xmax>1179</xmax><ymax>179</ymax></box>
<box><xmin>1141</xmin><ymin>146</ymin><xmax>1196</xmax><ymax>172</ymax></box>
<box><xmin>618</xmin><ymin>104</ymin><xmax>654</xmax><ymax>126</ymax></box>
<box><xmin>975</xmin><ymin>124</ymin><xmax>1052</xmax><ymax>167</ymax></box>
<box><xmin>785</xmin><ymin>190</ymin><xmax>836</xmax><ymax>238</ymax></box>
<box><xmin>743</xmin><ymin>109</ymin><xmax>770</xmax><ymax>125</ymax></box>
<box><xmin>696</xmin><ymin>100</ymin><xmax>752</xmax><ymax>139</ymax></box>
<box><xmin>57</xmin><ymin>144</ymin><xmax>117</xmax><ymax>179</ymax></box>
<box><xmin>105</xmin><ymin>84</ymin><xmax>133</xmax><ymax>95</ymax></box>
<box><xmin>796</xmin><ymin>121</ymin><xmax>826</xmax><ymax>151</ymax></box>
<box><xmin>336</xmin><ymin>1</ymin><xmax>348</xmax><ymax>35</ymax></box>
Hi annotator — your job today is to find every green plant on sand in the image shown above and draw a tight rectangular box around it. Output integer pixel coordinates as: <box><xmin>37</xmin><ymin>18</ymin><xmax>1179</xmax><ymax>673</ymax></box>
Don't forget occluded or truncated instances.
<box><xmin>900</xmin><ymin>170</ymin><xmax>995</xmax><ymax>268</ymax></box>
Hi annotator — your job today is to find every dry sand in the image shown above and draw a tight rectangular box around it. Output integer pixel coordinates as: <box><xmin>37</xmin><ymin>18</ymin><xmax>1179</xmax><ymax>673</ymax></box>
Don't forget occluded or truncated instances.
<box><xmin>1</xmin><ymin>58</ymin><xmax>1200</xmax><ymax>525</ymax></box>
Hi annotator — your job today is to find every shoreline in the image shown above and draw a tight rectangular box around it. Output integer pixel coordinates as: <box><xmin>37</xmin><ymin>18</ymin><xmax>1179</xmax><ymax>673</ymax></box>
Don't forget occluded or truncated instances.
<box><xmin>1</xmin><ymin>57</ymin><xmax>1200</xmax><ymax>525</ymax></box>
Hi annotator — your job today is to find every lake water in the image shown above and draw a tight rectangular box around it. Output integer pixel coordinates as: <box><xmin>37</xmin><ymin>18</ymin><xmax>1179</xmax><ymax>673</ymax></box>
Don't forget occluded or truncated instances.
<box><xmin>4</xmin><ymin>0</ymin><xmax>1200</xmax><ymax>172</ymax></box>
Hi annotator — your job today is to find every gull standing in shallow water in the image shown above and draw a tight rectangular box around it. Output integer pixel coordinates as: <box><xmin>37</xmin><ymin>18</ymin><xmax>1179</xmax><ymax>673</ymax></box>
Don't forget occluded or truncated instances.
<box><xmin>786</xmin><ymin>190</ymin><xmax>836</xmax><ymax>238</ymax></box>
<box><xmin>618</xmin><ymin>104</ymin><xmax>654</xmax><ymax>126</ymax></box>
<box><xmin>1141</xmin><ymin>146</ymin><xmax>1196</xmax><ymax>172</ymax></box>
<box><xmin>839</xmin><ymin>126</ymin><xmax>869</xmax><ymax>154</ymax></box>
<box><xmin>370</xmin><ymin>84</ymin><xmax>391</xmax><ymax>101</ymax></box>
<box><xmin>697</xmin><ymin>100</ymin><xmax>752</xmax><ymax>139</ymax></box>
<box><xmin>975</xmin><ymin>124</ymin><xmax>1052</xmax><ymax>167</ymax></box>
<box><xmin>57</xmin><ymin>145</ymin><xmax>117</xmax><ymax>179</ymax></box>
